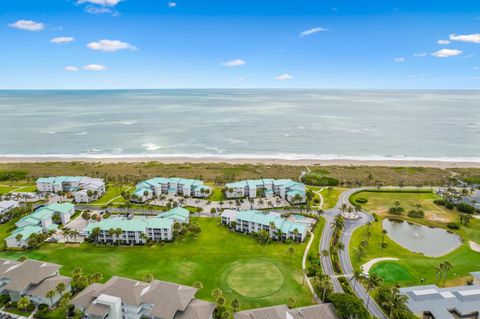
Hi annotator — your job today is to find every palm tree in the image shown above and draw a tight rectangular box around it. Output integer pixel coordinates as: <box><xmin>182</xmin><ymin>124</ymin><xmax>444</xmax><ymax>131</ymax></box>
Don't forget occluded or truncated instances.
<box><xmin>211</xmin><ymin>288</ymin><xmax>223</xmax><ymax>299</ymax></box>
<box><xmin>70</xmin><ymin>229</ymin><xmax>80</xmax><ymax>242</ymax></box>
<box><xmin>15</xmin><ymin>233</ymin><xmax>23</xmax><ymax>245</ymax></box>
<box><xmin>55</xmin><ymin>282</ymin><xmax>67</xmax><ymax>296</ymax></box>
<box><xmin>193</xmin><ymin>281</ymin><xmax>203</xmax><ymax>289</ymax></box>
<box><xmin>321</xmin><ymin>249</ymin><xmax>329</xmax><ymax>259</ymax></box>
<box><xmin>17</xmin><ymin>296</ymin><xmax>30</xmax><ymax>313</ymax></box>
<box><xmin>350</xmin><ymin>270</ymin><xmax>363</xmax><ymax>290</ymax></box>
<box><xmin>381</xmin><ymin>229</ymin><xmax>388</xmax><ymax>255</ymax></box>
<box><xmin>89</xmin><ymin>272</ymin><xmax>103</xmax><ymax>283</ymax></box>
<box><xmin>442</xmin><ymin>261</ymin><xmax>453</xmax><ymax>285</ymax></box>
<box><xmin>231</xmin><ymin>299</ymin><xmax>240</xmax><ymax>312</ymax></box>
<box><xmin>46</xmin><ymin>290</ymin><xmax>56</xmax><ymax>308</ymax></box>
<box><xmin>366</xmin><ymin>274</ymin><xmax>383</xmax><ymax>308</ymax></box>
<box><xmin>108</xmin><ymin>228</ymin><xmax>115</xmax><ymax>242</ymax></box>
<box><xmin>288</xmin><ymin>246</ymin><xmax>295</xmax><ymax>264</ymax></box>
<box><xmin>143</xmin><ymin>273</ymin><xmax>154</xmax><ymax>283</ymax></box>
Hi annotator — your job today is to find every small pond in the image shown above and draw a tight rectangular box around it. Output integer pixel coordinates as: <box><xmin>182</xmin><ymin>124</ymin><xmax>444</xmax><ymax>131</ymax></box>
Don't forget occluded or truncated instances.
<box><xmin>382</xmin><ymin>219</ymin><xmax>461</xmax><ymax>257</ymax></box>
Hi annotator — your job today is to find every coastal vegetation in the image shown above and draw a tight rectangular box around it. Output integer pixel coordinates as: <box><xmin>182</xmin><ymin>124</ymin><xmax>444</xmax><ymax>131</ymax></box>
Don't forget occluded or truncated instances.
<box><xmin>0</xmin><ymin>162</ymin><xmax>479</xmax><ymax>188</ymax></box>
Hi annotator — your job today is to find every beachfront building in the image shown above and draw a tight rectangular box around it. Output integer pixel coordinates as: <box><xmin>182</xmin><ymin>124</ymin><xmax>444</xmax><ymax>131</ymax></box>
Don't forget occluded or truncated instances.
<box><xmin>220</xmin><ymin>210</ymin><xmax>313</xmax><ymax>242</ymax></box>
<box><xmin>132</xmin><ymin>177</ymin><xmax>211</xmax><ymax>202</ymax></box>
<box><xmin>0</xmin><ymin>258</ymin><xmax>71</xmax><ymax>307</ymax></box>
<box><xmin>5</xmin><ymin>203</ymin><xmax>75</xmax><ymax>248</ymax></box>
<box><xmin>399</xmin><ymin>274</ymin><xmax>480</xmax><ymax>319</ymax></box>
<box><xmin>84</xmin><ymin>207</ymin><xmax>190</xmax><ymax>244</ymax></box>
<box><xmin>71</xmin><ymin>275</ymin><xmax>215</xmax><ymax>319</ymax></box>
<box><xmin>224</xmin><ymin>179</ymin><xmax>306</xmax><ymax>203</ymax></box>
<box><xmin>0</xmin><ymin>200</ymin><xmax>19</xmax><ymax>223</ymax></box>
<box><xmin>36</xmin><ymin>176</ymin><xmax>106</xmax><ymax>203</ymax></box>
<box><xmin>235</xmin><ymin>303</ymin><xmax>338</xmax><ymax>319</ymax></box>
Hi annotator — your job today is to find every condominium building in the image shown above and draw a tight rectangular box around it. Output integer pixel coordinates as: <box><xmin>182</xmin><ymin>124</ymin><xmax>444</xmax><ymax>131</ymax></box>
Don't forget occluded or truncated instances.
<box><xmin>133</xmin><ymin>177</ymin><xmax>211</xmax><ymax>202</ymax></box>
<box><xmin>36</xmin><ymin>176</ymin><xmax>106</xmax><ymax>203</ymax></box>
<box><xmin>400</xmin><ymin>275</ymin><xmax>480</xmax><ymax>319</ymax></box>
<box><xmin>83</xmin><ymin>208</ymin><xmax>190</xmax><ymax>244</ymax></box>
<box><xmin>0</xmin><ymin>259</ymin><xmax>71</xmax><ymax>307</ymax></box>
<box><xmin>5</xmin><ymin>203</ymin><xmax>75</xmax><ymax>248</ymax></box>
<box><xmin>0</xmin><ymin>200</ymin><xmax>19</xmax><ymax>223</ymax></box>
<box><xmin>220</xmin><ymin>210</ymin><xmax>313</xmax><ymax>242</ymax></box>
<box><xmin>225</xmin><ymin>179</ymin><xmax>306</xmax><ymax>203</ymax></box>
<box><xmin>71</xmin><ymin>275</ymin><xmax>215</xmax><ymax>319</ymax></box>
<box><xmin>235</xmin><ymin>303</ymin><xmax>338</xmax><ymax>319</ymax></box>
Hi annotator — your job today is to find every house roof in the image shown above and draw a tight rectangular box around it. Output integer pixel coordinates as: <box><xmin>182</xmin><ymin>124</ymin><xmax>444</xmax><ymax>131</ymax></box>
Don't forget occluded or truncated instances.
<box><xmin>71</xmin><ymin>276</ymin><xmax>206</xmax><ymax>319</ymax></box>
<box><xmin>1</xmin><ymin>259</ymin><xmax>61</xmax><ymax>293</ymax></box>
<box><xmin>85</xmin><ymin>214</ymin><xmax>174</xmax><ymax>233</ymax></box>
<box><xmin>157</xmin><ymin>207</ymin><xmax>190</xmax><ymax>221</ymax></box>
<box><xmin>0</xmin><ymin>201</ymin><xmax>18</xmax><ymax>210</ymax></box>
<box><xmin>230</xmin><ymin>210</ymin><xmax>307</xmax><ymax>234</ymax></box>
<box><xmin>26</xmin><ymin>275</ymin><xmax>71</xmax><ymax>298</ymax></box>
<box><xmin>7</xmin><ymin>225</ymin><xmax>44</xmax><ymax>241</ymax></box>
<box><xmin>400</xmin><ymin>284</ymin><xmax>480</xmax><ymax>319</ymax></box>
<box><xmin>235</xmin><ymin>304</ymin><xmax>338</xmax><ymax>319</ymax></box>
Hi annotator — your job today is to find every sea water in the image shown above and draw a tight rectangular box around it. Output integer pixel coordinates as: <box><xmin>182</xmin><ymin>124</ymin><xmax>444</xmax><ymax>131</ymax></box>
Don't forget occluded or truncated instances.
<box><xmin>0</xmin><ymin>89</ymin><xmax>479</xmax><ymax>161</ymax></box>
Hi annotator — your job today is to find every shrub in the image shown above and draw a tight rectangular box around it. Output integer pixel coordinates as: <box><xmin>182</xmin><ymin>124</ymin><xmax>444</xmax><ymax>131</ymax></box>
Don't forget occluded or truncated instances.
<box><xmin>355</xmin><ymin>198</ymin><xmax>368</xmax><ymax>204</ymax></box>
<box><xmin>372</xmin><ymin>213</ymin><xmax>379</xmax><ymax>222</ymax></box>
<box><xmin>0</xmin><ymin>170</ymin><xmax>27</xmax><ymax>181</ymax></box>
<box><xmin>434</xmin><ymin>199</ymin><xmax>446</xmax><ymax>206</ymax></box>
<box><xmin>445</xmin><ymin>202</ymin><xmax>455</xmax><ymax>209</ymax></box>
<box><xmin>314</xmin><ymin>198</ymin><xmax>320</xmax><ymax>204</ymax></box>
<box><xmin>457</xmin><ymin>203</ymin><xmax>475</xmax><ymax>214</ymax></box>
<box><xmin>37</xmin><ymin>304</ymin><xmax>49</xmax><ymax>311</ymax></box>
<box><xmin>301</xmin><ymin>173</ymin><xmax>339</xmax><ymax>186</ymax></box>
<box><xmin>388</xmin><ymin>207</ymin><xmax>405</xmax><ymax>215</ymax></box>
<box><xmin>447</xmin><ymin>223</ymin><xmax>460</xmax><ymax>230</ymax></box>
<box><xmin>407</xmin><ymin>210</ymin><xmax>424</xmax><ymax>218</ymax></box>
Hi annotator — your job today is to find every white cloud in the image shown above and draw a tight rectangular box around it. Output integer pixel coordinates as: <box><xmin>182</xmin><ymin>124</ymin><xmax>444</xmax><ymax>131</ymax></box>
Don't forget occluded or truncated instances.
<box><xmin>85</xmin><ymin>6</ymin><xmax>113</xmax><ymax>14</ymax></box>
<box><xmin>221</xmin><ymin>59</ymin><xmax>246</xmax><ymax>67</ymax></box>
<box><xmin>449</xmin><ymin>33</ymin><xmax>480</xmax><ymax>44</ymax></box>
<box><xmin>50</xmin><ymin>36</ymin><xmax>75</xmax><ymax>44</ymax></box>
<box><xmin>168</xmin><ymin>2</ymin><xmax>177</xmax><ymax>7</ymax></box>
<box><xmin>276</xmin><ymin>73</ymin><xmax>293</xmax><ymax>81</ymax></box>
<box><xmin>437</xmin><ymin>39</ymin><xmax>450</xmax><ymax>45</ymax></box>
<box><xmin>299</xmin><ymin>27</ymin><xmax>328</xmax><ymax>37</ymax></box>
<box><xmin>64</xmin><ymin>66</ymin><xmax>79</xmax><ymax>72</ymax></box>
<box><xmin>431</xmin><ymin>48</ymin><xmax>462</xmax><ymax>58</ymax></box>
<box><xmin>77</xmin><ymin>0</ymin><xmax>121</xmax><ymax>6</ymax></box>
<box><xmin>393</xmin><ymin>57</ymin><xmax>405</xmax><ymax>63</ymax></box>
<box><xmin>8</xmin><ymin>20</ymin><xmax>45</xmax><ymax>31</ymax></box>
<box><xmin>83</xmin><ymin>64</ymin><xmax>107</xmax><ymax>71</ymax></box>
<box><xmin>413</xmin><ymin>52</ymin><xmax>427</xmax><ymax>57</ymax></box>
<box><xmin>87</xmin><ymin>39</ymin><xmax>136</xmax><ymax>52</ymax></box>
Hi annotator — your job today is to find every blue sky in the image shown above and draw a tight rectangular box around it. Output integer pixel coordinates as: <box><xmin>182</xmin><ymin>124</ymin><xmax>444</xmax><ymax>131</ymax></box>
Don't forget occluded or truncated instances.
<box><xmin>1</xmin><ymin>0</ymin><xmax>479</xmax><ymax>89</ymax></box>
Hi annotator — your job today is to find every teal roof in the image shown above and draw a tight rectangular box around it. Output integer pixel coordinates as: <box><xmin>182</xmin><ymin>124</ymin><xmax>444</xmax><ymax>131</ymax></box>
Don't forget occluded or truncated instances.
<box><xmin>37</xmin><ymin>177</ymin><xmax>56</xmax><ymax>183</ymax></box>
<box><xmin>134</xmin><ymin>187</ymin><xmax>151</xmax><ymax>197</ymax></box>
<box><xmin>286</xmin><ymin>190</ymin><xmax>305</xmax><ymax>197</ymax></box>
<box><xmin>7</xmin><ymin>225</ymin><xmax>43</xmax><ymax>240</ymax></box>
<box><xmin>42</xmin><ymin>202</ymin><xmax>74</xmax><ymax>214</ymax></box>
<box><xmin>233</xmin><ymin>210</ymin><xmax>306</xmax><ymax>235</ymax></box>
<box><xmin>85</xmin><ymin>216</ymin><xmax>173</xmax><ymax>233</ymax></box>
<box><xmin>157</xmin><ymin>207</ymin><xmax>189</xmax><ymax>221</ymax></box>
<box><xmin>17</xmin><ymin>216</ymin><xmax>41</xmax><ymax>226</ymax></box>
<box><xmin>146</xmin><ymin>218</ymin><xmax>173</xmax><ymax>229</ymax></box>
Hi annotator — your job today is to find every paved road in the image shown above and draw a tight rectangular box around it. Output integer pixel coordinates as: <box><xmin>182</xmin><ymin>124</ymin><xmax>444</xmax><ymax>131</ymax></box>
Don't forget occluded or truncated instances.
<box><xmin>320</xmin><ymin>187</ymin><xmax>388</xmax><ymax>319</ymax></box>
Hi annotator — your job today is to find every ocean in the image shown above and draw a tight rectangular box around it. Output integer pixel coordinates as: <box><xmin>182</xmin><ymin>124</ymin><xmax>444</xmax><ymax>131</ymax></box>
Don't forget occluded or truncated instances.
<box><xmin>0</xmin><ymin>89</ymin><xmax>479</xmax><ymax>162</ymax></box>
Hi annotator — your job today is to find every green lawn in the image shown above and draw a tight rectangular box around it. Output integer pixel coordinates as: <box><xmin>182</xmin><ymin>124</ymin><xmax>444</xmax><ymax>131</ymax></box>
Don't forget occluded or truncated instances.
<box><xmin>349</xmin><ymin>214</ymin><xmax>480</xmax><ymax>287</ymax></box>
<box><xmin>90</xmin><ymin>185</ymin><xmax>132</xmax><ymax>205</ymax></box>
<box><xmin>207</xmin><ymin>186</ymin><xmax>226</xmax><ymax>202</ymax></box>
<box><xmin>0</xmin><ymin>218</ymin><xmax>313</xmax><ymax>310</ymax></box>
<box><xmin>320</xmin><ymin>187</ymin><xmax>346</xmax><ymax>209</ymax></box>
<box><xmin>350</xmin><ymin>190</ymin><xmax>457</xmax><ymax>224</ymax></box>
<box><xmin>370</xmin><ymin>262</ymin><xmax>414</xmax><ymax>284</ymax></box>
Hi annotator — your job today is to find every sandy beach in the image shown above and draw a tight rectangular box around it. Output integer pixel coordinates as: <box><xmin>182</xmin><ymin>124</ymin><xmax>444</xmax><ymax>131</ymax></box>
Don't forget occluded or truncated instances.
<box><xmin>0</xmin><ymin>156</ymin><xmax>479</xmax><ymax>168</ymax></box>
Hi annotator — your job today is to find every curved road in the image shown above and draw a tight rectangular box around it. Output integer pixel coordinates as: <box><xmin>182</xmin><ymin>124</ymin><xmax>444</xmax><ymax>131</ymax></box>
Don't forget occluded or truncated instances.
<box><xmin>320</xmin><ymin>187</ymin><xmax>388</xmax><ymax>319</ymax></box>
